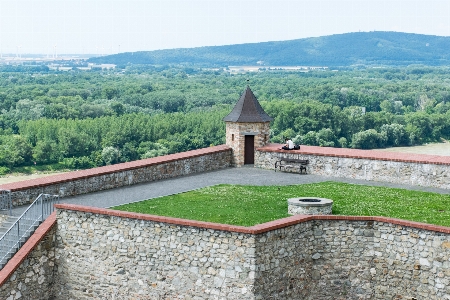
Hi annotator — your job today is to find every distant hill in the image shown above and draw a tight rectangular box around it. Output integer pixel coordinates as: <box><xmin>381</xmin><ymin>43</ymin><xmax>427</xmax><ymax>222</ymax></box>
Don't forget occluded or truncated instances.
<box><xmin>88</xmin><ymin>31</ymin><xmax>450</xmax><ymax>67</ymax></box>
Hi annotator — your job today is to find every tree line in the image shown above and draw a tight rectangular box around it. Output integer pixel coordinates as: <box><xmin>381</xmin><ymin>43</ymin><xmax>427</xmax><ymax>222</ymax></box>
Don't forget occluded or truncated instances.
<box><xmin>265</xmin><ymin>100</ymin><xmax>449</xmax><ymax>149</ymax></box>
<box><xmin>0</xmin><ymin>65</ymin><xmax>449</xmax><ymax>173</ymax></box>
<box><xmin>3</xmin><ymin>108</ymin><xmax>227</xmax><ymax>173</ymax></box>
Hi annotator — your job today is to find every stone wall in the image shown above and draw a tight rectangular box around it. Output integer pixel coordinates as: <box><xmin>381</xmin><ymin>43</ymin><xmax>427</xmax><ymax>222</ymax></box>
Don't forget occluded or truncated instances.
<box><xmin>1</xmin><ymin>205</ymin><xmax>450</xmax><ymax>299</ymax></box>
<box><xmin>253</xmin><ymin>219</ymin><xmax>376</xmax><ymax>299</ymax></box>
<box><xmin>252</xmin><ymin>218</ymin><xmax>450</xmax><ymax>300</ymax></box>
<box><xmin>256</xmin><ymin>144</ymin><xmax>450</xmax><ymax>190</ymax></box>
<box><xmin>47</xmin><ymin>205</ymin><xmax>450</xmax><ymax>300</ymax></box>
<box><xmin>225</xmin><ymin>122</ymin><xmax>270</xmax><ymax>166</ymax></box>
<box><xmin>52</xmin><ymin>206</ymin><xmax>257</xmax><ymax>300</ymax></box>
<box><xmin>302</xmin><ymin>220</ymin><xmax>376</xmax><ymax>300</ymax></box>
<box><xmin>302</xmin><ymin>219</ymin><xmax>450</xmax><ymax>300</ymax></box>
<box><xmin>370</xmin><ymin>221</ymin><xmax>450</xmax><ymax>299</ymax></box>
<box><xmin>0</xmin><ymin>145</ymin><xmax>232</xmax><ymax>207</ymax></box>
<box><xmin>253</xmin><ymin>221</ymin><xmax>313</xmax><ymax>299</ymax></box>
<box><xmin>0</xmin><ymin>213</ymin><xmax>56</xmax><ymax>300</ymax></box>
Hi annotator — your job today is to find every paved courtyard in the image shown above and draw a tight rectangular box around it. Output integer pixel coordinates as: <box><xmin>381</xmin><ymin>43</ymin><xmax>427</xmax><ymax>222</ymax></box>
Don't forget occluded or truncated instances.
<box><xmin>10</xmin><ymin>166</ymin><xmax>450</xmax><ymax>216</ymax></box>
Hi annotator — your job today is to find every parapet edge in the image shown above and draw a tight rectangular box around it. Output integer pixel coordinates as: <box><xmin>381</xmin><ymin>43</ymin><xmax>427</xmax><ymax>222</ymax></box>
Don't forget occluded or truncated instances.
<box><xmin>0</xmin><ymin>145</ymin><xmax>232</xmax><ymax>192</ymax></box>
<box><xmin>54</xmin><ymin>204</ymin><xmax>450</xmax><ymax>235</ymax></box>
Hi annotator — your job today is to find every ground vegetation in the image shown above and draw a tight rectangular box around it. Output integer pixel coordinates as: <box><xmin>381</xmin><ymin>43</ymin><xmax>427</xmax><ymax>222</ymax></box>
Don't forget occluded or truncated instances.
<box><xmin>0</xmin><ymin>65</ymin><xmax>449</xmax><ymax>173</ymax></box>
<box><xmin>112</xmin><ymin>182</ymin><xmax>450</xmax><ymax>227</ymax></box>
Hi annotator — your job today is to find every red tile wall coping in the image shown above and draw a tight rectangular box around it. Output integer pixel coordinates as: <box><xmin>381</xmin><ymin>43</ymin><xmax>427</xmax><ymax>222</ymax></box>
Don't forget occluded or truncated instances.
<box><xmin>0</xmin><ymin>212</ymin><xmax>56</xmax><ymax>286</ymax></box>
<box><xmin>55</xmin><ymin>203</ymin><xmax>450</xmax><ymax>235</ymax></box>
<box><xmin>0</xmin><ymin>145</ymin><xmax>232</xmax><ymax>192</ymax></box>
<box><xmin>258</xmin><ymin>143</ymin><xmax>450</xmax><ymax>165</ymax></box>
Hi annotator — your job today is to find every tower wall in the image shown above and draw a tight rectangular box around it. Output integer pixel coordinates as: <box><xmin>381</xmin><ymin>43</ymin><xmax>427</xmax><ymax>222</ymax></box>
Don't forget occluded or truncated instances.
<box><xmin>225</xmin><ymin>122</ymin><xmax>270</xmax><ymax>166</ymax></box>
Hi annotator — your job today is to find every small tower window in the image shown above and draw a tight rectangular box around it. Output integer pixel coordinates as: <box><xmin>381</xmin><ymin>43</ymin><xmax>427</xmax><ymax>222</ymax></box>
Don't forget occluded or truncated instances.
<box><xmin>231</xmin><ymin>134</ymin><xmax>234</xmax><ymax>141</ymax></box>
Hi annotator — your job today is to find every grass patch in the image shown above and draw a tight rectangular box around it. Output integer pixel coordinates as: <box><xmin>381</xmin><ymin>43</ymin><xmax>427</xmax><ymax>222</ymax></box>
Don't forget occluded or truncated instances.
<box><xmin>112</xmin><ymin>182</ymin><xmax>450</xmax><ymax>227</ymax></box>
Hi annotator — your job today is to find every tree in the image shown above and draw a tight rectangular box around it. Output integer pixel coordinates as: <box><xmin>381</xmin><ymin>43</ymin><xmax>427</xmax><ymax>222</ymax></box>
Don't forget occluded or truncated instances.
<box><xmin>379</xmin><ymin>124</ymin><xmax>409</xmax><ymax>146</ymax></box>
<box><xmin>102</xmin><ymin>146</ymin><xmax>120</xmax><ymax>165</ymax></box>
<box><xmin>405</xmin><ymin>112</ymin><xmax>432</xmax><ymax>143</ymax></box>
<box><xmin>58</xmin><ymin>127</ymin><xmax>96</xmax><ymax>158</ymax></box>
<box><xmin>301</xmin><ymin>131</ymin><xmax>319</xmax><ymax>146</ymax></box>
<box><xmin>102</xmin><ymin>86</ymin><xmax>120</xmax><ymax>100</ymax></box>
<box><xmin>0</xmin><ymin>135</ymin><xmax>32</xmax><ymax>167</ymax></box>
<box><xmin>351</xmin><ymin>129</ymin><xmax>385</xmax><ymax>149</ymax></box>
<box><xmin>139</xmin><ymin>142</ymin><xmax>168</xmax><ymax>159</ymax></box>
<box><xmin>33</xmin><ymin>140</ymin><xmax>59</xmax><ymax>164</ymax></box>
<box><xmin>111</xmin><ymin>102</ymin><xmax>125</xmax><ymax>116</ymax></box>
<box><xmin>316</xmin><ymin>128</ymin><xmax>336</xmax><ymax>147</ymax></box>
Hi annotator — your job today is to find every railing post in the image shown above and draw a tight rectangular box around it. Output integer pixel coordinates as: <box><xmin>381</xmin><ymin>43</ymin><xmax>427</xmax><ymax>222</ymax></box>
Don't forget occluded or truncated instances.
<box><xmin>17</xmin><ymin>220</ymin><xmax>20</xmax><ymax>242</ymax></box>
<box><xmin>41</xmin><ymin>195</ymin><xmax>44</xmax><ymax>222</ymax></box>
<box><xmin>8</xmin><ymin>191</ymin><xmax>11</xmax><ymax>216</ymax></box>
<box><xmin>8</xmin><ymin>193</ymin><xmax>11</xmax><ymax>216</ymax></box>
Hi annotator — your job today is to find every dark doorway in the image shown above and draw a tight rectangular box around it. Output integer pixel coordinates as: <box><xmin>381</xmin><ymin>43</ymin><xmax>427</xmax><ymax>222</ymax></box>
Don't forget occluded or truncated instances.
<box><xmin>244</xmin><ymin>135</ymin><xmax>255</xmax><ymax>164</ymax></box>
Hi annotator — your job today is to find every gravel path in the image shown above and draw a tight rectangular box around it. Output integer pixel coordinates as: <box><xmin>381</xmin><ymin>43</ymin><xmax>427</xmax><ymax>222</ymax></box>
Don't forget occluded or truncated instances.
<box><xmin>9</xmin><ymin>166</ymin><xmax>450</xmax><ymax>216</ymax></box>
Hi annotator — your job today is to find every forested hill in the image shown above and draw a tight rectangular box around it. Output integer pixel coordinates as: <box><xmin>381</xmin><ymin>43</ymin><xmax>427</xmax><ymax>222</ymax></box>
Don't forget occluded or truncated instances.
<box><xmin>88</xmin><ymin>31</ymin><xmax>450</xmax><ymax>67</ymax></box>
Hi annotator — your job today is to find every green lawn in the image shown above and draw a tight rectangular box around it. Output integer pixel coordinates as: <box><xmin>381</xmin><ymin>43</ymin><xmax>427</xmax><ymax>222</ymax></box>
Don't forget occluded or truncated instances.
<box><xmin>112</xmin><ymin>182</ymin><xmax>450</xmax><ymax>227</ymax></box>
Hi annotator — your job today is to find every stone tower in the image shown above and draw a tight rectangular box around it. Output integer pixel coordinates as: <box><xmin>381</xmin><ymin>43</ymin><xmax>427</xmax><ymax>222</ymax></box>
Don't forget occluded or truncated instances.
<box><xmin>223</xmin><ymin>86</ymin><xmax>273</xmax><ymax>166</ymax></box>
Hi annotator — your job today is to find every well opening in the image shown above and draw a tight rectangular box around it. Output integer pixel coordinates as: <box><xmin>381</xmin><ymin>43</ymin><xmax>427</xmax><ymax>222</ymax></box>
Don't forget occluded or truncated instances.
<box><xmin>299</xmin><ymin>198</ymin><xmax>321</xmax><ymax>203</ymax></box>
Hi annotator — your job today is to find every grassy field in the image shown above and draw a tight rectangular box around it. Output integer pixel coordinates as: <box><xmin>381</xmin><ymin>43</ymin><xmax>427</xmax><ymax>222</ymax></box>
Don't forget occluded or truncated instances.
<box><xmin>0</xmin><ymin>164</ymin><xmax>72</xmax><ymax>185</ymax></box>
<box><xmin>380</xmin><ymin>142</ymin><xmax>450</xmax><ymax>156</ymax></box>
<box><xmin>112</xmin><ymin>182</ymin><xmax>450</xmax><ymax>227</ymax></box>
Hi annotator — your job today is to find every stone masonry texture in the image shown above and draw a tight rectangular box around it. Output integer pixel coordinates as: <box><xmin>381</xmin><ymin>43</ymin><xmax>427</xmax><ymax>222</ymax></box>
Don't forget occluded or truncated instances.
<box><xmin>225</xmin><ymin>122</ymin><xmax>270</xmax><ymax>167</ymax></box>
<box><xmin>47</xmin><ymin>207</ymin><xmax>450</xmax><ymax>300</ymax></box>
<box><xmin>255</xmin><ymin>145</ymin><xmax>450</xmax><ymax>190</ymax></box>
<box><xmin>53</xmin><ymin>209</ymin><xmax>256</xmax><ymax>300</ymax></box>
<box><xmin>1</xmin><ymin>206</ymin><xmax>450</xmax><ymax>299</ymax></box>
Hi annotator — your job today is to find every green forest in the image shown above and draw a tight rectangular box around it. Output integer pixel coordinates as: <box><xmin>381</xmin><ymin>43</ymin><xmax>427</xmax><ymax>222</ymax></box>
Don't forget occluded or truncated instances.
<box><xmin>0</xmin><ymin>65</ymin><xmax>449</xmax><ymax>174</ymax></box>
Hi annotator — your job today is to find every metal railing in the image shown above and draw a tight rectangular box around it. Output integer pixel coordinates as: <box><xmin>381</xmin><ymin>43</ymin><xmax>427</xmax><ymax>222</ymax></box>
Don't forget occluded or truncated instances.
<box><xmin>0</xmin><ymin>189</ymin><xmax>11</xmax><ymax>216</ymax></box>
<box><xmin>0</xmin><ymin>193</ymin><xmax>59</xmax><ymax>269</ymax></box>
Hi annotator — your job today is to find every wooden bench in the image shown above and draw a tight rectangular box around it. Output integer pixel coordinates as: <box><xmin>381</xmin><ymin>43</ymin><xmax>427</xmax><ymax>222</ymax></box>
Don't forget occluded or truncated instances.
<box><xmin>275</xmin><ymin>158</ymin><xmax>309</xmax><ymax>174</ymax></box>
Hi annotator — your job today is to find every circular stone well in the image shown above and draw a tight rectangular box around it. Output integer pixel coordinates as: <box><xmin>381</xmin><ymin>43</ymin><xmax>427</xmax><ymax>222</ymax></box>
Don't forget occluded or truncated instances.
<box><xmin>287</xmin><ymin>197</ymin><xmax>333</xmax><ymax>215</ymax></box>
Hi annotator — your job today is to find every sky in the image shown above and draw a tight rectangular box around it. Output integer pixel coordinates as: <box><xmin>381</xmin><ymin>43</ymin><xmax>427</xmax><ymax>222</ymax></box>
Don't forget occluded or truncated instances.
<box><xmin>1</xmin><ymin>0</ymin><xmax>450</xmax><ymax>55</ymax></box>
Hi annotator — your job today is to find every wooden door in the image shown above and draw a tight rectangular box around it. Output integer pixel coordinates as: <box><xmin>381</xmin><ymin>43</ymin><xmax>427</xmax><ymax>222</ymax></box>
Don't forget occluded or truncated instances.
<box><xmin>244</xmin><ymin>135</ymin><xmax>254</xmax><ymax>164</ymax></box>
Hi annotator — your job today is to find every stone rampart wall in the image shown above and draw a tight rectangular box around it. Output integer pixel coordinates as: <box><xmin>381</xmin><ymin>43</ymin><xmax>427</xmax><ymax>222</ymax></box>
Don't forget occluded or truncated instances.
<box><xmin>255</xmin><ymin>144</ymin><xmax>450</xmax><ymax>189</ymax></box>
<box><xmin>253</xmin><ymin>221</ymin><xmax>314</xmax><ymax>299</ymax></box>
<box><xmin>2</xmin><ymin>143</ymin><xmax>448</xmax><ymax>208</ymax></box>
<box><xmin>1</xmin><ymin>205</ymin><xmax>450</xmax><ymax>299</ymax></box>
<box><xmin>301</xmin><ymin>219</ymin><xmax>450</xmax><ymax>300</ymax></box>
<box><xmin>0</xmin><ymin>145</ymin><xmax>232</xmax><ymax>207</ymax></box>
<box><xmin>52</xmin><ymin>207</ymin><xmax>256</xmax><ymax>300</ymax></box>
<box><xmin>47</xmin><ymin>205</ymin><xmax>450</xmax><ymax>300</ymax></box>
<box><xmin>245</xmin><ymin>218</ymin><xmax>450</xmax><ymax>300</ymax></box>
<box><xmin>369</xmin><ymin>221</ymin><xmax>450</xmax><ymax>299</ymax></box>
<box><xmin>304</xmin><ymin>220</ymin><xmax>375</xmax><ymax>299</ymax></box>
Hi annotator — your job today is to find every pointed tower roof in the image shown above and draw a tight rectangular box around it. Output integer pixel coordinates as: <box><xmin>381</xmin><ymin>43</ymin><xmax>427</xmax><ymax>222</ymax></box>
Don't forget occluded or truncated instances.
<box><xmin>223</xmin><ymin>86</ymin><xmax>273</xmax><ymax>122</ymax></box>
